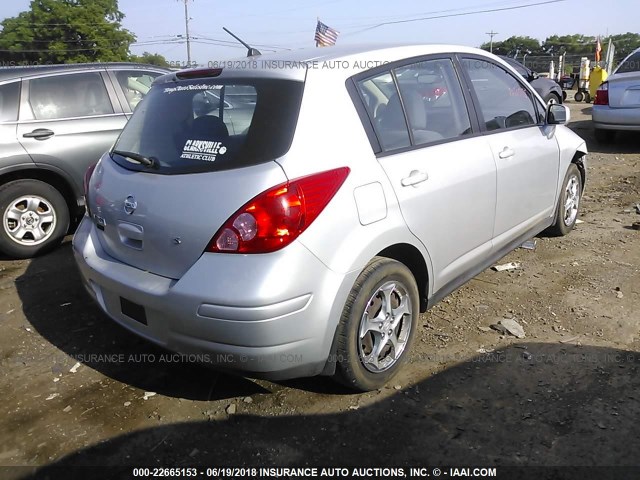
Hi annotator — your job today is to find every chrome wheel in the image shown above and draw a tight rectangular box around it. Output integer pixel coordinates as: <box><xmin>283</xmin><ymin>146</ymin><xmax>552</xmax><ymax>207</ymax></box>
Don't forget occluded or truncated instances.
<box><xmin>358</xmin><ymin>280</ymin><xmax>412</xmax><ymax>373</ymax></box>
<box><xmin>3</xmin><ymin>195</ymin><xmax>57</xmax><ymax>246</ymax></box>
<box><xmin>563</xmin><ymin>174</ymin><xmax>580</xmax><ymax>227</ymax></box>
<box><xmin>547</xmin><ymin>95</ymin><xmax>559</xmax><ymax>106</ymax></box>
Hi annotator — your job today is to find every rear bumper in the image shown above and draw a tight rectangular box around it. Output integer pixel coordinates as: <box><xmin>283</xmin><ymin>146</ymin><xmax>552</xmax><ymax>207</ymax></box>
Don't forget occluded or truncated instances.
<box><xmin>72</xmin><ymin>217</ymin><xmax>357</xmax><ymax>380</ymax></box>
<box><xmin>592</xmin><ymin>106</ymin><xmax>640</xmax><ymax>130</ymax></box>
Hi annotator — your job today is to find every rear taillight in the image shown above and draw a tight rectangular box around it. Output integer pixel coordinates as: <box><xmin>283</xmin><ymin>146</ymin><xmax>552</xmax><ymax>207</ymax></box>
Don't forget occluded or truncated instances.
<box><xmin>207</xmin><ymin>167</ymin><xmax>350</xmax><ymax>254</ymax></box>
<box><xmin>83</xmin><ymin>162</ymin><xmax>97</xmax><ymax>216</ymax></box>
<box><xmin>594</xmin><ymin>82</ymin><xmax>609</xmax><ymax>105</ymax></box>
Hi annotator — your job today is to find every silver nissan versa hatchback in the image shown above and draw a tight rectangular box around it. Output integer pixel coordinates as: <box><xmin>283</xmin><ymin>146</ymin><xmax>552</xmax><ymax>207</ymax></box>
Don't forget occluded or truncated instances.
<box><xmin>74</xmin><ymin>45</ymin><xmax>587</xmax><ymax>391</ymax></box>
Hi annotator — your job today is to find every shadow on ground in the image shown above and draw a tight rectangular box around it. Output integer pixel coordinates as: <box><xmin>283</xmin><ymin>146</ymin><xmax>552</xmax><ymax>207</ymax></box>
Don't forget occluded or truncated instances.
<box><xmin>567</xmin><ymin>119</ymin><xmax>639</xmax><ymax>155</ymax></box>
<box><xmin>15</xmin><ymin>243</ymin><xmax>272</xmax><ymax>401</ymax></box>
<box><xmin>22</xmin><ymin>343</ymin><xmax>640</xmax><ymax>478</ymax></box>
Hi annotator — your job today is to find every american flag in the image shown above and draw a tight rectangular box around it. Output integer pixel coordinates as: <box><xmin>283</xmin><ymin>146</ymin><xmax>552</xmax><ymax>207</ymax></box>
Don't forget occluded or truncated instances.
<box><xmin>595</xmin><ymin>36</ymin><xmax>602</xmax><ymax>62</ymax></box>
<box><xmin>314</xmin><ymin>20</ymin><xmax>339</xmax><ymax>47</ymax></box>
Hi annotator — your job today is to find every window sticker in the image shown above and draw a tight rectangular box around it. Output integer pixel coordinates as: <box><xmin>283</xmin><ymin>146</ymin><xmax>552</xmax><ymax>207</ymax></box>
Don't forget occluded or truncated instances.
<box><xmin>180</xmin><ymin>139</ymin><xmax>227</xmax><ymax>162</ymax></box>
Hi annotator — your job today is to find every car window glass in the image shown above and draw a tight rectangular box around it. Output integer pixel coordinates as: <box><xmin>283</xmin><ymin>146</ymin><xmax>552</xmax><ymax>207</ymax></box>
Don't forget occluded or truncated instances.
<box><xmin>113</xmin><ymin>80</ymin><xmax>299</xmax><ymax>174</ymax></box>
<box><xmin>394</xmin><ymin>58</ymin><xmax>472</xmax><ymax>145</ymax></box>
<box><xmin>0</xmin><ymin>81</ymin><xmax>20</xmax><ymax>122</ymax></box>
<box><xmin>357</xmin><ymin>72</ymin><xmax>410</xmax><ymax>151</ymax></box>
<box><xmin>114</xmin><ymin>71</ymin><xmax>163</xmax><ymax>110</ymax></box>
<box><xmin>615</xmin><ymin>51</ymin><xmax>640</xmax><ymax>74</ymax></box>
<box><xmin>29</xmin><ymin>73</ymin><xmax>113</xmax><ymax>120</ymax></box>
<box><xmin>462</xmin><ymin>58</ymin><xmax>538</xmax><ymax>131</ymax></box>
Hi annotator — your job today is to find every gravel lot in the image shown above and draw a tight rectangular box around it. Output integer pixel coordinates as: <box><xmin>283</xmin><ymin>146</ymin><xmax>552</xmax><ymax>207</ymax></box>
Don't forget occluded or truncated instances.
<box><xmin>0</xmin><ymin>101</ymin><xmax>638</xmax><ymax>477</ymax></box>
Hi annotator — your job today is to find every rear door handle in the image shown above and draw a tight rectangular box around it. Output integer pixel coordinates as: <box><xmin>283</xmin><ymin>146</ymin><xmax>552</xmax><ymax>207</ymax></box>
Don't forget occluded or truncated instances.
<box><xmin>498</xmin><ymin>146</ymin><xmax>515</xmax><ymax>159</ymax></box>
<box><xmin>23</xmin><ymin>129</ymin><xmax>54</xmax><ymax>140</ymax></box>
<box><xmin>401</xmin><ymin>170</ymin><xmax>429</xmax><ymax>187</ymax></box>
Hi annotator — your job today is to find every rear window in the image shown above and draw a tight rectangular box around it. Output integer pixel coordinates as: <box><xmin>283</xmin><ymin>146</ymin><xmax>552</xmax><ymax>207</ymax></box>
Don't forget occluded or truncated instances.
<box><xmin>112</xmin><ymin>78</ymin><xmax>304</xmax><ymax>174</ymax></box>
<box><xmin>615</xmin><ymin>51</ymin><xmax>640</xmax><ymax>74</ymax></box>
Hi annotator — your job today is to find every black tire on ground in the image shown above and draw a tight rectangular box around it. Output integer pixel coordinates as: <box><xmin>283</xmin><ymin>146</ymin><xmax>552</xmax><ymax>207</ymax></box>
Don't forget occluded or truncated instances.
<box><xmin>0</xmin><ymin>179</ymin><xmax>70</xmax><ymax>259</ymax></box>
<box><xmin>334</xmin><ymin>256</ymin><xmax>419</xmax><ymax>391</ymax></box>
<box><xmin>544</xmin><ymin>92</ymin><xmax>561</xmax><ymax>105</ymax></box>
<box><xmin>584</xmin><ymin>93</ymin><xmax>591</xmax><ymax>103</ymax></box>
<box><xmin>594</xmin><ymin>128</ymin><xmax>615</xmax><ymax>144</ymax></box>
<box><xmin>574</xmin><ymin>91</ymin><xmax>584</xmax><ymax>102</ymax></box>
<box><xmin>547</xmin><ymin>164</ymin><xmax>582</xmax><ymax>237</ymax></box>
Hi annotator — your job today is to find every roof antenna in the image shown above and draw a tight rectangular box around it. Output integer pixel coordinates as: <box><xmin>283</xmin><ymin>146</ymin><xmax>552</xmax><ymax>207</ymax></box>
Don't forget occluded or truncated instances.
<box><xmin>223</xmin><ymin>27</ymin><xmax>261</xmax><ymax>57</ymax></box>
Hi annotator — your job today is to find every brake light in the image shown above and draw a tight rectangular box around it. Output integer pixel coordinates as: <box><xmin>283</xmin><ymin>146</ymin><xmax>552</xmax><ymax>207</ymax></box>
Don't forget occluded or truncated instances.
<box><xmin>176</xmin><ymin>68</ymin><xmax>223</xmax><ymax>79</ymax></box>
<box><xmin>594</xmin><ymin>82</ymin><xmax>609</xmax><ymax>105</ymax></box>
<box><xmin>83</xmin><ymin>162</ymin><xmax>97</xmax><ymax>217</ymax></box>
<box><xmin>84</xmin><ymin>162</ymin><xmax>97</xmax><ymax>198</ymax></box>
<box><xmin>208</xmin><ymin>167</ymin><xmax>350</xmax><ymax>254</ymax></box>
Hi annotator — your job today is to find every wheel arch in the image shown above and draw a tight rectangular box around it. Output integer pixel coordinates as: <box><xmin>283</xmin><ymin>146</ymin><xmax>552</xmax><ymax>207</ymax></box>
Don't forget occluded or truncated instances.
<box><xmin>376</xmin><ymin>243</ymin><xmax>430</xmax><ymax>312</ymax></box>
<box><xmin>0</xmin><ymin>166</ymin><xmax>82</xmax><ymax>224</ymax></box>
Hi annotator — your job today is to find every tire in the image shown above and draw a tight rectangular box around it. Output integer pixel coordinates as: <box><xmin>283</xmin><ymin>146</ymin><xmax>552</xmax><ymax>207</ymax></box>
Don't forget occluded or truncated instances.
<box><xmin>584</xmin><ymin>93</ymin><xmax>591</xmax><ymax>103</ymax></box>
<box><xmin>0</xmin><ymin>179</ymin><xmax>70</xmax><ymax>258</ymax></box>
<box><xmin>544</xmin><ymin>92</ymin><xmax>561</xmax><ymax>106</ymax></box>
<box><xmin>547</xmin><ymin>164</ymin><xmax>582</xmax><ymax>236</ymax></box>
<box><xmin>594</xmin><ymin>128</ymin><xmax>615</xmax><ymax>144</ymax></box>
<box><xmin>574</xmin><ymin>91</ymin><xmax>584</xmax><ymax>102</ymax></box>
<box><xmin>333</xmin><ymin>256</ymin><xmax>419</xmax><ymax>391</ymax></box>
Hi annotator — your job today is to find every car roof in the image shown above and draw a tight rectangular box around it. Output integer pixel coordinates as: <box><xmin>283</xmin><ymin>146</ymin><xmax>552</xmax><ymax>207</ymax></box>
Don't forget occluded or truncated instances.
<box><xmin>158</xmin><ymin>44</ymin><xmax>495</xmax><ymax>84</ymax></box>
<box><xmin>0</xmin><ymin>62</ymin><xmax>170</xmax><ymax>82</ymax></box>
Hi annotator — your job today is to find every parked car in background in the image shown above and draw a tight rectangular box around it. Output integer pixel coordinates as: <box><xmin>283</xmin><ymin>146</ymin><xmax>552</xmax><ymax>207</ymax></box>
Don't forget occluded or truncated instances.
<box><xmin>75</xmin><ymin>45</ymin><xmax>587</xmax><ymax>391</ymax></box>
<box><xmin>500</xmin><ymin>56</ymin><xmax>565</xmax><ymax>104</ymax></box>
<box><xmin>0</xmin><ymin>63</ymin><xmax>169</xmax><ymax>258</ymax></box>
<box><xmin>592</xmin><ymin>47</ymin><xmax>640</xmax><ymax>143</ymax></box>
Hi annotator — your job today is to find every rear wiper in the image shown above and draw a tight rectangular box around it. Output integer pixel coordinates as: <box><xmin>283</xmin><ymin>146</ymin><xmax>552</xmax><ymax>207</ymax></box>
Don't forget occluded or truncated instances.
<box><xmin>111</xmin><ymin>150</ymin><xmax>156</xmax><ymax>168</ymax></box>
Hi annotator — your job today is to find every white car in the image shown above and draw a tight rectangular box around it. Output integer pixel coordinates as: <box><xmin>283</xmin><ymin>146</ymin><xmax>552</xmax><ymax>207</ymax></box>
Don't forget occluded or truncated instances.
<box><xmin>74</xmin><ymin>44</ymin><xmax>587</xmax><ymax>391</ymax></box>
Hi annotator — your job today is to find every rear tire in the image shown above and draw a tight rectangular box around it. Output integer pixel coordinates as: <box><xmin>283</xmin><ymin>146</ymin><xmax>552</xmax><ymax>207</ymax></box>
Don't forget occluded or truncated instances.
<box><xmin>0</xmin><ymin>179</ymin><xmax>70</xmax><ymax>259</ymax></box>
<box><xmin>594</xmin><ymin>128</ymin><xmax>615</xmax><ymax>144</ymax></box>
<box><xmin>547</xmin><ymin>164</ymin><xmax>582</xmax><ymax>237</ymax></box>
<box><xmin>333</xmin><ymin>257</ymin><xmax>419</xmax><ymax>391</ymax></box>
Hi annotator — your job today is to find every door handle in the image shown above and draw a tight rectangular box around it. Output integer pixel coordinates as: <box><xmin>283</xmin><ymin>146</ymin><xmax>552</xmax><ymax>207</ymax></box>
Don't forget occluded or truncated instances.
<box><xmin>401</xmin><ymin>170</ymin><xmax>429</xmax><ymax>187</ymax></box>
<box><xmin>498</xmin><ymin>146</ymin><xmax>515</xmax><ymax>159</ymax></box>
<box><xmin>23</xmin><ymin>128</ymin><xmax>54</xmax><ymax>140</ymax></box>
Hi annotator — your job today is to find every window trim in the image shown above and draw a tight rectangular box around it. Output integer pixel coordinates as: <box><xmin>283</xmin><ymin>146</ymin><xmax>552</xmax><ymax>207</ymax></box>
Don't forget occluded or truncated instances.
<box><xmin>0</xmin><ymin>80</ymin><xmax>22</xmax><ymax>124</ymax></box>
<box><xmin>456</xmin><ymin>54</ymin><xmax>543</xmax><ymax>135</ymax></box>
<box><xmin>348</xmin><ymin>53</ymin><xmax>481</xmax><ymax>158</ymax></box>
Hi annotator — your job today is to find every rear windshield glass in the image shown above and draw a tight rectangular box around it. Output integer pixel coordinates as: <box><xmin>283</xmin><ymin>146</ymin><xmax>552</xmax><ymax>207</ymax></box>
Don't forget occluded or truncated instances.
<box><xmin>616</xmin><ymin>51</ymin><xmax>640</xmax><ymax>74</ymax></box>
<box><xmin>111</xmin><ymin>78</ymin><xmax>304</xmax><ymax>174</ymax></box>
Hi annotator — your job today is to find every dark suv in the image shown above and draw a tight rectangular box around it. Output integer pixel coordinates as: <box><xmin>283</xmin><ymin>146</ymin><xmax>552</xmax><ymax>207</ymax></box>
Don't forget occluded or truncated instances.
<box><xmin>0</xmin><ymin>63</ymin><xmax>169</xmax><ymax>258</ymax></box>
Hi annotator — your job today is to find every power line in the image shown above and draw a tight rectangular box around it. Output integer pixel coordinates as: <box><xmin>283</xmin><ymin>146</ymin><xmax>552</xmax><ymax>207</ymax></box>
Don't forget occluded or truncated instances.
<box><xmin>486</xmin><ymin>30</ymin><xmax>499</xmax><ymax>53</ymax></box>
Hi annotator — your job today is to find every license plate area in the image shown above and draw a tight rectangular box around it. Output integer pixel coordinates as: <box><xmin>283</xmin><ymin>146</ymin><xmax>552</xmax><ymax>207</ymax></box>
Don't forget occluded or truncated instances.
<box><xmin>120</xmin><ymin>297</ymin><xmax>147</xmax><ymax>325</ymax></box>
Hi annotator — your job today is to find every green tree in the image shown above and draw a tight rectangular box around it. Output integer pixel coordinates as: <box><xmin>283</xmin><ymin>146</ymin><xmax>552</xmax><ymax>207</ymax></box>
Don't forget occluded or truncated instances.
<box><xmin>0</xmin><ymin>0</ymin><xmax>135</xmax><ymax>64</ymax></box>
<box><xmin>604</xmin><ymin>32</ymin><xmax>640</xmax><ymax>65</ymax></box>
<box><xmin>129</xmin><ymin>51</ymin><xmax>170</xmax><ymax>67</ymax></box>
<box><xmin>480</xmin><ymin>36</ymin><xmax>542</xmax><ymax>56</ymax></box>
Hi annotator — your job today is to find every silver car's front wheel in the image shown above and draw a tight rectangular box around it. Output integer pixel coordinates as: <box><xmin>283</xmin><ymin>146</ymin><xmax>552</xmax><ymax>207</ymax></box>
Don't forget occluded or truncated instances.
<box><xmin>548</xmin><ymin>163</ymin><xmax>582</xmax><ymax>236</ymax></box>
<box><xmin>334</xmin><ymin>257</ymin><xmax>419</xmax><ymax>391</ymax></box>
<box><xmin>0</xmin><ymin>179</ymin><xmax>70</xmax><ymax>258</ymax></box>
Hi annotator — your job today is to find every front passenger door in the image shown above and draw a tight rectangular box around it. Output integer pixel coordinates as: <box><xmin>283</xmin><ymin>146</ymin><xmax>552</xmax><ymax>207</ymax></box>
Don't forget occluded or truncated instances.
<box><xmin>460</xmin><ymin>57</ymin><xmax>560</xmax><ymax>246</ymax></box>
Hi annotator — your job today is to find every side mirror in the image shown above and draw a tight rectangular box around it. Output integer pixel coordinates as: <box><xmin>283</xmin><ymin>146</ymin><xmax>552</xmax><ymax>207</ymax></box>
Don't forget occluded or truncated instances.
<box><xmin>546</xmin><ymin>104</ymin><xmax>570</xmax><ymax>125</ymax></box>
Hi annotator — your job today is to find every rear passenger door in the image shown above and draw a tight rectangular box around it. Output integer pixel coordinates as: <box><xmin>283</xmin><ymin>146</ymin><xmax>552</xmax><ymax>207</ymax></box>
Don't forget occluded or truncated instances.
<box><xmin>355</xmin><ymin>57</ymin><xmax>497</xmax><ymax>293</ymax></box>
<box><xmin>460</xmin><ymin>57</ymin><xmax>559</xmax><ymax>246</ymax></box>
<box><xmin>17</xmin><ymin>71</ymin><xmax>126</xmax><ymax>197</ymax></box>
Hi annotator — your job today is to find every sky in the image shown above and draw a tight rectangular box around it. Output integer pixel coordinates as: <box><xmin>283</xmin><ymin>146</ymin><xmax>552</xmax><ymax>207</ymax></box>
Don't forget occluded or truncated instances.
<box><xmin>0</xmin><ymin>0</ymin><xmax>638</xmax><ymax>65</ymax></box>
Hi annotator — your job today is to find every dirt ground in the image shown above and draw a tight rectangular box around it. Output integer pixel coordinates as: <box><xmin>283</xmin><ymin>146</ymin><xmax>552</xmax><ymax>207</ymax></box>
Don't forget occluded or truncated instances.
<box><xmin>0</xmin><ymin>101</ymin><xmax>639</xmax><ymax>478</ymax></box>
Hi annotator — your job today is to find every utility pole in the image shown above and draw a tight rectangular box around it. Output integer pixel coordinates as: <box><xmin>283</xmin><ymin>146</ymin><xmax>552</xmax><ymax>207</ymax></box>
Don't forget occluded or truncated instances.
<box><xmin>486</xmin><ymin>30</ymin><xmax>498</xmax><ymax>53</ymax></box>
<box><xmin>181</xmin><ymin>0</ymin><xmax>192</xmax><ymax>64</ymax></box>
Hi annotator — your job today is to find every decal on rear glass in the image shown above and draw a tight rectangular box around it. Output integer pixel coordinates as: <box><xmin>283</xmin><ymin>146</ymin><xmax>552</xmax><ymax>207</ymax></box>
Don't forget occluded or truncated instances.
<box><xmin>180</xmin><ymin>139</ymin><xmax>227</xmax><ymax>162</ymax></box>
<box><xmin>163</xmin><ymin>84</ymin><xmax>222</xmax><ymax>94</ymax></box>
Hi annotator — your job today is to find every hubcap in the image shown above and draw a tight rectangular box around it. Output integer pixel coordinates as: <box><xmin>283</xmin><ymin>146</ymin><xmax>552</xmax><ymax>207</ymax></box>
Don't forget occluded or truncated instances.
<box><xmin>3</xmin><ymin>195</ymin><xmax>57</xmax><ymax>246</ymax></box>
<box><xmin>563</xmin><ymin>175</ymin><xmax>580</xmax><ymax>226</ymax></box>
<box><xmin>358</xmin><ymin>281</ymin><xmax>412</xmax><ymax>373</ymax></box>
